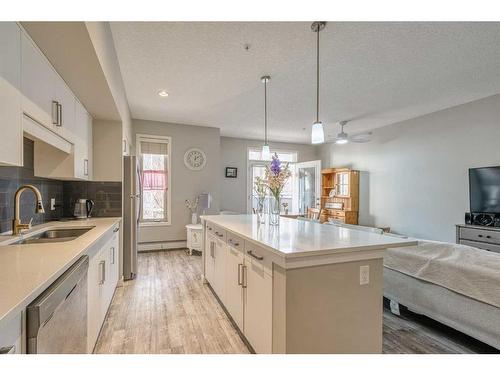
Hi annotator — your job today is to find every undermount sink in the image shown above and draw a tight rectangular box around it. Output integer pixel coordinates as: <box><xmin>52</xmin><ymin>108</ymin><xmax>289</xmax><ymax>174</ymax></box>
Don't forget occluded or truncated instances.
<box><xmin>11</xmin><ymin>226</ymin><xmax>95</xmax><ymax>245</ymax></box>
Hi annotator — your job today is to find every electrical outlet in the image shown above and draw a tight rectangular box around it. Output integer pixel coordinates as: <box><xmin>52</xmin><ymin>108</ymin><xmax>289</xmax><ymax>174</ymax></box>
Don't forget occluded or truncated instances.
<box><xmin>359</xmin><ymin>265</ymin><xmax>370</xmax><ymax>285</ymax></box>
<box><xmin>50</xmin><ymin>198</ymin><xmax>56</xmax><ymax>211</ymax></box>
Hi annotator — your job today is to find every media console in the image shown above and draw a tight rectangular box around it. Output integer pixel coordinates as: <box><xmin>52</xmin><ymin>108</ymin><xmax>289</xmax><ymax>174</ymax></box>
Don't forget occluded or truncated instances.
<box><xmin>456</xmin><ymin>224</ymin><xmax>500</xmax><ymax>254</ymax></box>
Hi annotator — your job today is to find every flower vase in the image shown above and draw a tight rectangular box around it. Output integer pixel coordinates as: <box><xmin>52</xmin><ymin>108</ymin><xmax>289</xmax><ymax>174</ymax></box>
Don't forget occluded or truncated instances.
<box><xmin>256</xmin><ymin>197</ymin><xmax>266</xmax><ymax>224</ymax></box>
<box><xmin>191</xmin><ymin>213</ymin><xmax>198</xmax><ymax>225</ymax></box>
<box><xmin>269</xmin><ymin>196</ymin><xmax>281</xmax><ymax>226</ymax></box>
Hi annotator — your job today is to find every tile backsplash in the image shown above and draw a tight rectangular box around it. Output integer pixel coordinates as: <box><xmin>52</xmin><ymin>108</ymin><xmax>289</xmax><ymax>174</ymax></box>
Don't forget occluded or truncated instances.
<box><xmin>0</xmin><ymin>138</ymin><xmax>122</xmax><ymax>234</ymax></box>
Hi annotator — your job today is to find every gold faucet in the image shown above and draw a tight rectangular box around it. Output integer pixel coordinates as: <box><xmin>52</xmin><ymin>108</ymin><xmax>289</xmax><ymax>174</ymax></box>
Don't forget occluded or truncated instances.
<box><xmin>12</xmin><ymin>185</ymin><xmax>45</xmax><ymax>235</ymax></box>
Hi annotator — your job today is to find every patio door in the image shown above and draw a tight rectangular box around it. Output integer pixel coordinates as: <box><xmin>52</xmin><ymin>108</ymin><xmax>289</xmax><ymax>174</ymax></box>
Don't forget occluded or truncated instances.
<box><xmin>295</xmin><ymin>160</ymin><xmax>321</xmax><ymax>215</ymax></box>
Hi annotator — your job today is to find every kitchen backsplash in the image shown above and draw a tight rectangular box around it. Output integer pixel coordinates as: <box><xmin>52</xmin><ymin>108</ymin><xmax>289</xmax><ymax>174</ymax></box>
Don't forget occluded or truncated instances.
<box><xmin>0</xmin><ymin>138</ymin><xmax>122</xmax><ymax>234</ymax></box>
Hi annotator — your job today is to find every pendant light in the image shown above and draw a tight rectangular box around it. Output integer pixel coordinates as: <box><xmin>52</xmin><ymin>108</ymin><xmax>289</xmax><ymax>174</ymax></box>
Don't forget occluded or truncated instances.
<box><xmin>311</xmin><ymin>21</ymin><xmax>326</xmax><ymax>144</ymax></box>
<box><xmin>261</xmin><ymin>75</ymin><xmax>271</xmax><ymax>160</ymax></box>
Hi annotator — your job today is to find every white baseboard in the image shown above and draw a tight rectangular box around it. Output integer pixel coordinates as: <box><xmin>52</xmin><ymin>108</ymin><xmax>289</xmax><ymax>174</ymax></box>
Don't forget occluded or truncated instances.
<box><xmin>138</xmin><ymin>241</ymin><xmax>187</xmax><ymax>252</ymax></box>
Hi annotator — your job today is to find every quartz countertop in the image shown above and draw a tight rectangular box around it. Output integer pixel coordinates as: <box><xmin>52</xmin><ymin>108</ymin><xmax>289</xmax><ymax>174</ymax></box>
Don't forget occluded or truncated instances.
<box><xmin>0</xmin><ymin>217</ymin><xmax>121</xmax><ymax>325</ymax></box>
<box><xmin>201</xmin><ymin>215</ymin><xmax>417</xmax><ymax>259</ymax></box>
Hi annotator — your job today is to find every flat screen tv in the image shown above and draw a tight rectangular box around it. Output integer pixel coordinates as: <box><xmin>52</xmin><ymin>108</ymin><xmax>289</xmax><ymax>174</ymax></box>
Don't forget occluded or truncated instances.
<box><xmin>469</xmin><ymin>166</ymin><xmax>500</xmax><ymax>214</ymax></box>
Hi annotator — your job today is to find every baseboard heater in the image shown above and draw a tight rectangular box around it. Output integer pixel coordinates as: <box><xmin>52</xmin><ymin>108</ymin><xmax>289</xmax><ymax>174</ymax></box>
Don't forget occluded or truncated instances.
<box><xmin>138</xmin><ymin>240</ymin><xmax>187</xmax><ymax>252</ymax></box>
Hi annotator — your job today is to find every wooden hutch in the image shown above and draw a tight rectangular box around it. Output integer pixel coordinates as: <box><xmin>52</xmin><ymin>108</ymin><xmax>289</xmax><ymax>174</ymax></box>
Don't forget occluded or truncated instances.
<box><xmin>320</xmin><ymin>168</ymin><xmax>359</xmax><ymax>224</ymax></box>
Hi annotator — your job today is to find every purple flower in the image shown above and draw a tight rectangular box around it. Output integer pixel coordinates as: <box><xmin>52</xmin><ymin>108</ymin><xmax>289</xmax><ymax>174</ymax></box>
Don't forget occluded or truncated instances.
<box><xmin>270</xmin><ymin>153</ymin><xmax>281</xmax><ymax>175</ymax></box>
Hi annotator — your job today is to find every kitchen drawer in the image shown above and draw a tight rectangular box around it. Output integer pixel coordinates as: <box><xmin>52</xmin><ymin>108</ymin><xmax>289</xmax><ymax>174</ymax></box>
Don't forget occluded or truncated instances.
<box><xmin>460</xmin><ymin>227</ymin><xmax>500</xmax><ymax>245</ymax></box>
<box><xmin>330</xmin><ymin>209</ymin><xmax>346</xmax><ymax>217</ymax></box>
<box><xmin>227</xmin><ymin>232</ymin><xmax>244</xmax><ymax>252</ymax></box>
<box><xmin>244</xmin><ymin>242</ymin><xmax>272</xmax><ymax>276</ymax></box>
<box><xmin>206</xmin><ymin>222</ymin><xmax>215</xmax><ymax>234</ymax></box>
<box><xmin>460</xmin><ymin>239</ymin><xmax>500</xmax><ymax>254</ymax></box>
<box><xmin>213</xmin><ymin>225</ymin><xmax>226</xmax><ymax>242</ymax></box>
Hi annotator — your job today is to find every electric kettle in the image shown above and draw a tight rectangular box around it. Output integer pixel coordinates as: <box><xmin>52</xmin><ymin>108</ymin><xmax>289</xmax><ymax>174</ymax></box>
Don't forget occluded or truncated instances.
<box><xmin>74</xmin><ymin>199</ymin><xmax>95</xmax><ymax>219</ymax></box>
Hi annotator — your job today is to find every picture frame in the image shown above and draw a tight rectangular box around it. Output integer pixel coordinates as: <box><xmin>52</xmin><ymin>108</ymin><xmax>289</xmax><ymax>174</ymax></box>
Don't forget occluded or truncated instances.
<box><xmin>225</xmin><ymin>167</ymin><xmax>238</xmax><ymax>178</ymax></box>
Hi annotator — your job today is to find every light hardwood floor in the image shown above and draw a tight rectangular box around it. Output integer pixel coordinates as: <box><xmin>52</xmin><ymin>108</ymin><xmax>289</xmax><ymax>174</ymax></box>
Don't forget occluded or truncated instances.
<box><xmin>95</xmin><ymin>250</ymin><xmax>498</xmax><ymax>354</ymax></box>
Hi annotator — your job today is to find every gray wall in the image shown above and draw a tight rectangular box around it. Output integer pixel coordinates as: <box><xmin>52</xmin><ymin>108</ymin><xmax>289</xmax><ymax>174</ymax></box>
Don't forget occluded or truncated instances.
<box><xmin>318</xmin><ymin>94</ymin><xmax>500</xmax><ymax>242</ymax></box>
<box><xmin>220</xmin><ymin>137</ymin><xmax>318</xmax><ymax>213</ymax></box>
<box><xmin>134</xmin><ymin>119</ymin><xmax>221</xmax><ymax>243</ymax></box>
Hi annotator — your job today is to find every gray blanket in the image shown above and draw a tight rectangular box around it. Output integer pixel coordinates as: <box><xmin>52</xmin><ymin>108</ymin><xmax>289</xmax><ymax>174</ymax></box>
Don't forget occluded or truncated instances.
<box><xmin>384</xmin><ymin>239</ymin><xmax>500</xmax><ymax>309</ymax></box>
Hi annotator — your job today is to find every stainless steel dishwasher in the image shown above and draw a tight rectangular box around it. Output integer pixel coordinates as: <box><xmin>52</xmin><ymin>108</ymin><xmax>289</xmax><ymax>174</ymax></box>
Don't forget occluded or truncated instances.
<box><xmin>26</xmin><ymin>255</ymin><xmax>89</xmax><ymax>354</ymax></box>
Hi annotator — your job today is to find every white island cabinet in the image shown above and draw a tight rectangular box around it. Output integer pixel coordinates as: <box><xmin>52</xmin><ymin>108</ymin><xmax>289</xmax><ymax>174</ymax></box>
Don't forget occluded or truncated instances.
<box><xmin>201</xmin><ymin>215</ymin><xmax>417</xmax><ymax>354</ymax></box>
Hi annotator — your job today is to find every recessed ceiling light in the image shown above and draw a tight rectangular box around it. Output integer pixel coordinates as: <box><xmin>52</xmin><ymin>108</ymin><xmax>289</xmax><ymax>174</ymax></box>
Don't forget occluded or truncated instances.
<box><xmin>157</xmin><ymin>90</ymin><xmax>169</xmax><ymax>97</ymax></box>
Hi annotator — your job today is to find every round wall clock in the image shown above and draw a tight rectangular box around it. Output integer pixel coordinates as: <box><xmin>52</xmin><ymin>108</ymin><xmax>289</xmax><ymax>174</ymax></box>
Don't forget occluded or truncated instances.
<box><xmin>184</xmin><ymin>148</ymin><xmax>207</xmax><ymax>171</ymax></box>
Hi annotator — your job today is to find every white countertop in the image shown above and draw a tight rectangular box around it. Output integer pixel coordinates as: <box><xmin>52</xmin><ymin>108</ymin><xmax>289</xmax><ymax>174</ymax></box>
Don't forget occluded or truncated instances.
<box><xmin>201</xmin><ymin>215</ymin><xmax>417</xmax><ymax>260</ymax></box>
<box><xmin>0</xmin><ymin>217</ymin><xmax>121</xmax><ymax>325</ymax></box>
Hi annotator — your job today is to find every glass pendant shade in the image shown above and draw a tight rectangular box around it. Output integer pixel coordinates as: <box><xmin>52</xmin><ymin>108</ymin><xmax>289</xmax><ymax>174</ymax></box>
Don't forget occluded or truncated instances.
<box><xmin>311</xmin><ymin>122</ymin><xmax>325</xmax><ymax>144</ymax></box>
<box><xmin>261</xmin><ymin>144</ymin><xmax>271</xmax><ymax>160</ymax></box>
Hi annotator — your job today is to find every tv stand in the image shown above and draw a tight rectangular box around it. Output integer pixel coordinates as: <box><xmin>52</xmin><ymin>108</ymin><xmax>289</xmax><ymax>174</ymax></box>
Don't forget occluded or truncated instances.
<box><xmin>456</xmin><ymin>224</ymin><xmax>500</xmax><ymax>254</ymax></box>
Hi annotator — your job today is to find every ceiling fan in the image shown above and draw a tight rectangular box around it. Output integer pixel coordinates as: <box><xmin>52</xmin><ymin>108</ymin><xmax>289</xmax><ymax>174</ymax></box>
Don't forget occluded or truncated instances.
<box><xmin>329</xmin><ymin>121</ymin><xmax>372</xmax><ymax>145</ymax></box>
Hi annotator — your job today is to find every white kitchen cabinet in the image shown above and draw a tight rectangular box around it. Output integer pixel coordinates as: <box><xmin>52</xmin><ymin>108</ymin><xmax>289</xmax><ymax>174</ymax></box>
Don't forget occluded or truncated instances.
<box><xmin>243</xmin><ymin>254</ymin><xmax>273</xmax><ymax>354</ymax></box>
<box><xmin>204</xmin><ymin>233</ymin><xmax>216</xmax><ymax>285</ymax></box>
<box><xmin>213</xmin><ymin>237</ymin><xmax>227</xmax><ymax>305</ymax></box>
<box><xmin>21</xmin><ymin>31</ymin><xmax>58</xmax><ymax>129</ymax></box>
<box><xmin>0</xmin><ymin>22</ymin><xmax>23</xmax><ymax>167</ymax></box>
<box><xmin>74</xmin><ymin>100</ymin><xmax>92</xmax><ymax>180</ymax></box>
<box><xmin>225</xmin><ymin>244</ymin><xmax>245</xmax><ymax>330</ymax></box>
<box><xmin>87</xmin><ymin>224</ymin><xmax>120</xmax><ymax>353</ymax></box>
<box><xmin>54</xmin><ymin>77</ymin><xmax>76</xmax><ymax>138</ymax></box>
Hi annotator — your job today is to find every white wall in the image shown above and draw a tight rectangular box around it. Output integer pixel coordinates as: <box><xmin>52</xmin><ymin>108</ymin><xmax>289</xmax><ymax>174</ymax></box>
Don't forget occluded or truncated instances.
<box><xmin>85</xmin><ymin>22</ymin><xmax>134</xmax><ymax>154</ymax></box>
<box><xmin>220</xmin><ymin>137</ymin><xmax>318</xmax><ymax>213</ymax></box>
<box><xmin>134</xmin><ymin>119</ymin><xmax>220</xmax><ymax>243</ymax></box>
<box><xmin>318</xmin><ymin>94</ymin><xmax>500</xmax><ymax>243</ymax></box>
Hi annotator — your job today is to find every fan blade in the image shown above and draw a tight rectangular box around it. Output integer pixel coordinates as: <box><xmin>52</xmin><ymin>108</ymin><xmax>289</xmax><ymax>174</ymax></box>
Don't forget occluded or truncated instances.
<box><xmin>349</xmin><ymin>132</ymin><xmax>372</xmax><ymax>143</ymax></box>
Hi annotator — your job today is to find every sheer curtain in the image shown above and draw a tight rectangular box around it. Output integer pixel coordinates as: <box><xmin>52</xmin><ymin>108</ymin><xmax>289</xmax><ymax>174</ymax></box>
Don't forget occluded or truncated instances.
<box><xmin>140</xmin><ymin>141</ymin><xmax>168</xmax><ymax>221</ymax></box>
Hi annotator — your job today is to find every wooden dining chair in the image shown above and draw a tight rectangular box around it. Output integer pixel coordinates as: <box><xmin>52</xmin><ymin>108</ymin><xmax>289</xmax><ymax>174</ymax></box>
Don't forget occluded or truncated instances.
<box><xmin>306</xmin><ymin>208</ymin><xmax>321</xmax><ymax>221</ymax></box>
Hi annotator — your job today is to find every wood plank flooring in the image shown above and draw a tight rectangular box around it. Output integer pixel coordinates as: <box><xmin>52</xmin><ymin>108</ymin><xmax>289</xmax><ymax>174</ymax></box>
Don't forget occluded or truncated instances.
<box><xmin>95</xmin><ymin>250</ymin><xmax>498</xmax><ymax>354</ymax></box>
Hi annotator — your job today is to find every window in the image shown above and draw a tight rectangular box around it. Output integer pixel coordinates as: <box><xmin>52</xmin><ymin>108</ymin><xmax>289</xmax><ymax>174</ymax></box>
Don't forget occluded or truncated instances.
<box><xmin>137</xmin><ymin>134</ymin><xmax>171</xmax><ymax>226</ymax></box>
<box><xmin>247</xmin><ymin>148</ymin><xmax>298</xmax><ymax>213</ymax></box>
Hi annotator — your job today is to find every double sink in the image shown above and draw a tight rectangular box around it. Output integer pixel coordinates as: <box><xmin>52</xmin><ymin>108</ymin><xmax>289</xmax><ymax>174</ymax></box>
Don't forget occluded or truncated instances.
<box><xmin>10</xmin><ymin>226</ymin><xmax>95</xmax><ymax>245</ymax></box>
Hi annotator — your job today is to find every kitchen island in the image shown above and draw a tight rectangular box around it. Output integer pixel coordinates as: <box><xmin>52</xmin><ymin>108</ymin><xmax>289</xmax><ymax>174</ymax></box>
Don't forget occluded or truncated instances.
<box><xmin>201</xmin><ymin>214</ymin><xmax>417</xmax><ymax>354</ymax></box>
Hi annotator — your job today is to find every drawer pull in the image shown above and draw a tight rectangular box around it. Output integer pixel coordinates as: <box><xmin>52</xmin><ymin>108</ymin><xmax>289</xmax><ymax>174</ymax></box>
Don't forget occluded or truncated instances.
<box><xmin>247</xmin><ymin>250</ymin><xmax>264</xmax><ymax>261</ymax></box>
<box><xmin>0</xmin><ymin>345</ymin><xmax>15</xmax><ymax>354</ymax></box>
<box><xmin>237</xmin><ymin>263</ymin><xmax>243</xmax><ymax>286</ymax></box>
<box><xmin>215</xmin><ymin>231</ymin><xmax>223</xmax><ymax>238</ymax></box>
<box><xmin>487</xmin><ymin>235</ymin><xmax>491</xmax><ymax>239</ymax></box>
<box><xmin>113</xmin><ymin>227</ymin><xmax>119</xmax><ymax>233</ymax></box>
<box><xmin>478</xmin><ymin>235</ymin><xmax>483</xmax><ymax>238</ymax></box>
<box><xmin>228</xmin><ymin>238</ymin><xmax>240</xmax><ymax>247</ymax></box>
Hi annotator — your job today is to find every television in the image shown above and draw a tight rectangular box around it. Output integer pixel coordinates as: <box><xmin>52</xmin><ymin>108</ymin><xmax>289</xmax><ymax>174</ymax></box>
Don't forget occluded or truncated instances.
<box><xmin>469</xmin><ymin>166</ymin><xmax>500</xmax><ymax>214</ymax></box>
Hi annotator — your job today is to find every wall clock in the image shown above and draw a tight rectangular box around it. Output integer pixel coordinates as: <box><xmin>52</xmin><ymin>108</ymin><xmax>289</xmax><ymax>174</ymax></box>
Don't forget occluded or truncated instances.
<box><xmin>184</xmin><ymin>148</ymin><xmax>207</xmax><ymax>171</ymax></box>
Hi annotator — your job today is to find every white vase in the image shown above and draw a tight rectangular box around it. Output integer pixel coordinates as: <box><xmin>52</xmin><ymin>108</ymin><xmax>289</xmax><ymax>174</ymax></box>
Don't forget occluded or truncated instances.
<box><xmin>191</xmin><ymin>213</ymin><xmax>198</xmax><ymax>224</ymax></box>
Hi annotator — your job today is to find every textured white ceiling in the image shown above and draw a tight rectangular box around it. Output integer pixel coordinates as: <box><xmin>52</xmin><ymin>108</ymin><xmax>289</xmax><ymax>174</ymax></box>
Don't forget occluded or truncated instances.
<box><xmin>110</xmin><ymin>22</ymin><xmax>500</xmax><ymax>144</ymax></box>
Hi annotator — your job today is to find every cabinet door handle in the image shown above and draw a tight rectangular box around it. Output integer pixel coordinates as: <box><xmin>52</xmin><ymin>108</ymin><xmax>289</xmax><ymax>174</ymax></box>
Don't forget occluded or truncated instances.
<box><xmin>99</xmin><ymin>260</ymin><xmax>106</xmax><ymax>285</ymax></box>
<box><xmin>84</xmin><ymin>159</ymin><xmax>89</xmax><ymax>176</ymax></box>
<box><xmin>242</xmin><ymin>265</ymin><xmax>247</xmax><ymax>288</ymax></box>
<box><xmin>113</xmin><ymin>227</ymin><xmax>119</xmax><ymax>233</ymax></box>
<box><xmin>57</xmin><ymin>103</ymin><xmax>62</xmax><ymax>126</ymax></box>
<box><xmin>0</xmin><ymin>346</ymin><xmax>15</xmax><ymax>354</ymax></box>
<box><xmin>52</xmin><ymin>100</ymin><xmax>59</xmax><ymax>125</ymax></box>
<box><xmin>210</xmin><ymin>242</ymin><xmax>215</xmax><ymax>258</ymax></box>
<box><xmin>110</xmin><ymin>247</ymin><xmax>115</xmax><ymax>264</ymax></box>
<box><xmin>237</xmin><ymin>263</ymin><xmax>243</xmax><ymax>286</ymax></box>
<box><xmin>247</xmin><ymin>250</ymin><xmax>264</xmax><ymax>261</ymax></box>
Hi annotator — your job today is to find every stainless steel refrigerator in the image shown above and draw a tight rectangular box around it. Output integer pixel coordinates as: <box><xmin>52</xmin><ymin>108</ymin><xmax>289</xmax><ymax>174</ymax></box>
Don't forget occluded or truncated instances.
<box><xmin>123</xmin><ymin>155</ymin><xmax>141</xmax><ymax>280</ymax></box>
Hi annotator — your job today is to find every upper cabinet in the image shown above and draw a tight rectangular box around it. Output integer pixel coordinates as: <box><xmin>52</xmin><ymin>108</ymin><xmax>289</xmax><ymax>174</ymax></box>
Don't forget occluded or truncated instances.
<box><xmin>1</xmin><ymin>23</ymin><xmax>94</xmax><ymax>180</ymax></box>
<box><xmin>21</xmin><ymin>31</ymin><xmax>58</xmax><ymax>130</ymax></box>
<box><xmin>0</xmin><ymin>23</ymin><xmax>23</xmax><ymax>166</ymax></box>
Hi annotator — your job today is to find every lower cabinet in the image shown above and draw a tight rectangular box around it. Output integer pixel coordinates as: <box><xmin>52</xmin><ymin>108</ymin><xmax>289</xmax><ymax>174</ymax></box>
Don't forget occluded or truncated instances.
<box><xmin>225</xmin><ymin>245</ymin><xmax>244</xmax><ymax>330</ymax></box>
<box><xmin>213</xmin><ymin>238</ymin><xmax>227</xmax><ymax>305</ymax></box>
<box><xmin>0</xmin><ymin>312</ymin><xmax>22</xmax><ymax>355</ymax></box>
<box><xmin>87</xmin><ymin>226</ymin><xmax>120</xmax><ymax>353</ymax></box>
<box><xmin>204</xmin><ymin>233</ymin><xmax>216</xmax><ymax>285</ymax></box>
<box><xmin>205</xmin><ymin>224</ymin><xmax>273</xmax><ymax>354</ymax></box>
<box><xmin>243</xmin><ymin>255</ymin><xmax>273</xmax><ymax>354</ymax></box>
